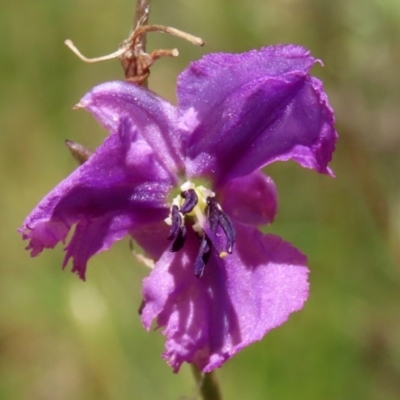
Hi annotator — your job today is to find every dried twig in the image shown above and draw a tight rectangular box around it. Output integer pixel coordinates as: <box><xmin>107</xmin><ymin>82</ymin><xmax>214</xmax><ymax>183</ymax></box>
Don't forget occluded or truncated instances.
<box><xmin>65</xmin><ymin>3</ymin><xmax>204</xmax><ymax>84</ymax></box>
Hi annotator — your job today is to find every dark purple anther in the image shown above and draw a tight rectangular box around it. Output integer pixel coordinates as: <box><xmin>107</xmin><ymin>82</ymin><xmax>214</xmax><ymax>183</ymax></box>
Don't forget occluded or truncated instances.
<box><xmin>218</xmin><ymin>212</ymin><xmax>236</xmax><ymax>254</ymax></box>
<box><xmin>179</xmin><ymin>189</ymin><xmax>198</xmax><ymax>214</ymax></box>
<box><xmin>168</xmin><ymin>205</ymin><xmax>187</xmax><ymax>252</ymax></box>
<box><xmin>194</xmin><ymin>235</ymin><xmax>211</xmax><ymax>278</ymax></box>
<box><xmin>171</xmin><ymin>225</ymin><xmax>187</xmax><ymax>252</ymax></box>
<box><xmin>167</xmin><ymin>205</ymin><xmax>182</xmax><ymax>240</ymax></box>
<box><xmin>206</xmin><ymin>197</ymin><xmax>220</xmax><ymax>231</ymax></box>
<box><xmin>206</xmin><ymin>196</ymin><xmax>236</xmax><ymax>254</ymax></box>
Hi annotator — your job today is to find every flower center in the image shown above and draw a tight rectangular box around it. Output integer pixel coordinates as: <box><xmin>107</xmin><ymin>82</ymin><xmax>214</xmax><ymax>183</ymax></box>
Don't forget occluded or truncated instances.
<box><xmin>165</xmin><ymin>181</ymin><xmax>236</xmax><ymax>277</ymax></box>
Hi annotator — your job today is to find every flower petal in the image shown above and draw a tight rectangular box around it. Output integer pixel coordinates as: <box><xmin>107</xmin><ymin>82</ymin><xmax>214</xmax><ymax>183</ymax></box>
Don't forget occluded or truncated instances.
<box><xmin>219</xmin><ymin>171</ymin><xmax>278</xmax><ymax>226</ymax></box>
<box><xmin>63</xmin><ymin>213</ymin><xmax>141</xmax><ymax>280</ymax></box>
<box><xmin>79</xmin><ymin>81</ymin><xmax>184</xmax><ymax>174</ymax></box>
<box><xmin>130</xmin><ymin>221</ymin><xmax>170</xmax><ymax>261</ymax></box>
<box><xmin>178</xmin><ymin>45</ymin><xmax>337</xmax><ymax>185</ymax></box>
<box><xmin>141</xmin><ymin>223</ymin><xmax>309</xmax><ymax>372</ymax></box>
<box><xmin>20</xmin><ymin>118</ymin><xmax>172</xmax><ymax>279</ymax></box>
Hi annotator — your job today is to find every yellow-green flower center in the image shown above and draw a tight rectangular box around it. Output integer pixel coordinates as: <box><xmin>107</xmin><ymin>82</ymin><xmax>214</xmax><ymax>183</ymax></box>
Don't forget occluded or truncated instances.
<box><xmin>165</xmin><ymin>181</ymin><xmax>215</xmax><ymax>235</ymax></box>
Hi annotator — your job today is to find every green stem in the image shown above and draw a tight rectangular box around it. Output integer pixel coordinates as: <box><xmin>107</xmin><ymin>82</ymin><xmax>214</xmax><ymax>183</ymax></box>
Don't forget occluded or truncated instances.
<box><xmin>191</xmin><ymin>365</ymin><xmax>222</xmax><ymax>400</ymax></box>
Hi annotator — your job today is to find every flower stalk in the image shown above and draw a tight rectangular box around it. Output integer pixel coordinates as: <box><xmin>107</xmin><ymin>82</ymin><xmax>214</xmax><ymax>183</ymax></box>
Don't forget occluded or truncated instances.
<box><xmin>191</xmin><ymin>366</ymin><xmax>222</xmax><ymax>400</ymax></box>
<box><xmin>133</xmin><ymin>0</ymin><xmax>151</xmax><ymax>52</ymax></box>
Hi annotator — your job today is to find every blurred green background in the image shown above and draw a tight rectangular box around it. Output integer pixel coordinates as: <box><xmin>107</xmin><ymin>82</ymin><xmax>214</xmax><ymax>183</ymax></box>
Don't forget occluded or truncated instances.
<box><xmin>2</xmin><ymin>0</ymin><xmax>400</xmax><ymax>399</ymax></box>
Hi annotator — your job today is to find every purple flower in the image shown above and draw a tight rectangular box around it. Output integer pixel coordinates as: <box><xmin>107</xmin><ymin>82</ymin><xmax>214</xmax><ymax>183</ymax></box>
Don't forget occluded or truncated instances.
<box><xmin>20</xmin><ymin>45</ymin><xmax>337</xmax><ymax>372</ymax></box>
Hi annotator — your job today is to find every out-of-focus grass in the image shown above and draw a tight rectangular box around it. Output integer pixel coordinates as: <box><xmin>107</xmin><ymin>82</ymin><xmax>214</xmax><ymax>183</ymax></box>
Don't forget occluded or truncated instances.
<box><xmin>2</xmin><ymin>0</ymin><xmax>400</xmax><ymax>399</ymax></box>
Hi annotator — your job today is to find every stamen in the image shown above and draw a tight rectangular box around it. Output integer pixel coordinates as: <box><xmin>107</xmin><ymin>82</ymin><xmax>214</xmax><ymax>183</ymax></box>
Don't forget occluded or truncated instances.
<box><xmin>206</xmin><ymin>196</ymin><xmax>236</xmax><ymax>254</ymax></box>
<box><xmin>217</xmin><ymin>212</ymin><xmax>236</xmax><ymax>254</ymax></box>
<box><xmin>168</xmin><ymin>205</ymin><xmax>187</xmax><ymax>252</ymax></box>
<box><xmin>166</xmin><ymin>182</ymin><xmax>236</xmax><ymax>276</ymax></box>
<box><xmin>206</xmin><ymin>197</ymin><xmax>220</xmax><ymax>231</ymax></box>
<box><xmin>170</xmin><ymin>225</ymin><xmax>186</xmax><ymax>252</ymax></box>
<box><xmin>180</xmin><ymin>189</ymin><xmax>198</xmax><ymax>214</ymax></box>
<box><xmin>167</xmin><ymin>205</ymin><xmax>182</xmax><ymax>240</ymax></box>
<box><xmin>194</xmin><ymin>236</ymin><xmax>211</xmax><ymax>278</ymax></box>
